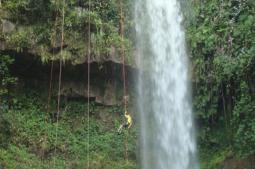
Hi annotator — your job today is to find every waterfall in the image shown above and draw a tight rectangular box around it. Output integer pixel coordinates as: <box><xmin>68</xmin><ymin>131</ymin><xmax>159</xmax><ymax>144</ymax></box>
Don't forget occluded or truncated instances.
<box><xmin>135</xmin><ymin>0</ymin><xmax>199</xmax><ymax>169</ymax></box>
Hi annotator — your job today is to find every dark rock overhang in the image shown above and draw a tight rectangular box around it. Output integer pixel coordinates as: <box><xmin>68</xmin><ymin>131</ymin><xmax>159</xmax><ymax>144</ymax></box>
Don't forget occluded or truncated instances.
<box><xmin>1</xmin><ymin>49</ymin><xmax>136</xmax><ymax>106</ymax></box>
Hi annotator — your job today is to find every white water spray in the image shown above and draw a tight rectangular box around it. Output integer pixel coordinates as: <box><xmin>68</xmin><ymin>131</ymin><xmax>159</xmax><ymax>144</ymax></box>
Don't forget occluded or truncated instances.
<box><xmin>135</xmin><ymin>0</ymin><xmax>198</xmax><ymax>169</ymax></box>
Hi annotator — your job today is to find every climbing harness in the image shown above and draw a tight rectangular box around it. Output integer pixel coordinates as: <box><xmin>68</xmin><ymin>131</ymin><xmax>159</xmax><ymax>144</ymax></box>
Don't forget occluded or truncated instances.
<box><xmin>117</xmin><ymin>111</ymin><xmax>133</xmax><ymax>134</ymax></box>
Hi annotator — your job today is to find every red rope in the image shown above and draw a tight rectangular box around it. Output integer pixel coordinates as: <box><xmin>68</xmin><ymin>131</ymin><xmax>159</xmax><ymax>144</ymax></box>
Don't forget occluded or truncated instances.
<box><xmin>120</xmin><ymin>0</ymin><xmax>127</xmax><ymax>111</ymax></box>
<box><xmin>119</xmin><ymin>0</ymin><xmax>129</xmax><ymax>166</ymax></box>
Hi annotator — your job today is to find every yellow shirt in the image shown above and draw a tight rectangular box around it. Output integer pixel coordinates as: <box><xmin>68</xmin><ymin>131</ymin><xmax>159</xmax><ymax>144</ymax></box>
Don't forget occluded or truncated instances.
<box><xmin>125</xmin><ymin>111</ymin><xmax>133</xmax><ymax>128</ymax></box>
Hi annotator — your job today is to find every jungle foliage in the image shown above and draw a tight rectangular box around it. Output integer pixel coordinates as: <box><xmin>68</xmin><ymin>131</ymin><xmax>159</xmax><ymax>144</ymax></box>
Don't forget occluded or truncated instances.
<box><xmin>0</xmin><ymin>89</ymin><xmax>137</xmax><ymax>169</ymax></box>
<box><xmin>0</xmin><ymin>0</ymin><xmax>133</xmax><ymax>64</ymax></box>
<box><xmin>0</xmin><ymin>0</ymin><xmax>255</xmax><ymax>169</ymax></box>
<box><xmin>0</xmin><ymin>54</ymin><xmax>17</xmax><ymax>100</ymax></box>
<box><xmin>188</xmin><ymin>0</ymin><xmax>255</xmax><ymax>158</ymax></box>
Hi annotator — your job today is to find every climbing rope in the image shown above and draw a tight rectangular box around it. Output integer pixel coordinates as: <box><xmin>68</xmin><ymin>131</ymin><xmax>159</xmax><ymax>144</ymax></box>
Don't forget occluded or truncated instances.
<box><xmin>87</xmin><ymin>0</ymin><xmax>91</xmax><ymax>167</ymax></box>
<box><xmin>119</xmin><ymin>0</ymin><xmax>129</xmax><ymax>165</ymax></box>
<box><xmin>43</xmin><ymin>2</ymin><xmax>58</xmax><ymax>165</ymax></box>
<box><xmin>53</xmin><ymin>0</ymin><xmax>65</xmax><ymax>168</ymax></box>
<box><xmin>120</xmin><ymin>0</ymin><xmax>127</xmax><ymax>111</ymax></box>
<box><xmin>46</xmin><ymin>6</ymin><xmax>59</xmax><ymax>114</ymax></box>
<box><xmin>46</xmin><ymin>61</ymin><xmax>54</xmax><ymax>113</ymax></box>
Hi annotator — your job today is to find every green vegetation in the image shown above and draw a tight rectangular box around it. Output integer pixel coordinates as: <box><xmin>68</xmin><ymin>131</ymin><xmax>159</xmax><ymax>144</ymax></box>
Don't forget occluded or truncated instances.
<box><xmin>200</xmin><ymin>148</ymin><xmax>232</xmax><ymax>169</ymax></box>
<box><xmin>1</xmin><ymin>1</ymin><xmax>137</xmax><ymax>167</ymax></box>
<box><xmin>0</xmin><ymin>90</ymin><xmax>137</xmax><ymax>169</ymax></box>
<box><xmin>0</xmin><ymin>54</ymin><xmax>17</xmax><ymax>102</ymax></box>
<box><xmin>188</xmin><ymin>0</ymin><xmax>255</xmax><ymax>167</ymax></box>
<box><xmin>0</xmin><ymin>0</ymin><xmax>255</xmax><ymax>168</ymax></box>
<box><xmin>1</xmin><ymin>0</ymin><xmax>133</xmax><ymax>64</ymax></box>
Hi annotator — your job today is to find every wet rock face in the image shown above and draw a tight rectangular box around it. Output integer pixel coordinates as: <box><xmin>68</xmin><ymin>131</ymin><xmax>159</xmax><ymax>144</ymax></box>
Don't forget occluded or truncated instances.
<box><xmin>60</xmin><ymin>80</ymin><xmax>121</xmax><ymax>106</ymax></box>
<box><xmin>1</xmin><ymin>19</ymin><xmax>15</xmax><ymax>33</ymax></box>
<box><xmin>9</xmin><ymin>53</ymin><xmax>128</xmax><ymax>106</ymax></box>
<box><xmin>219</xmin><ymin>156</ymin><xmax>255</xmax><ymax>169</ymax></box>
<box><xmin>0</xmin><ymin>40</ymin><xmax>5</xmax><ymax>50</ymax></box>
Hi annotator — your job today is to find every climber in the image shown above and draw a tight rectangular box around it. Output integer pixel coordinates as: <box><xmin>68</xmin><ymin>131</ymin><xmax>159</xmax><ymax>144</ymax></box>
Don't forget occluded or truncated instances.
<box><xmin>117</xmin><ymin>110</ymin><xmax>132</xmax><ymax>134</ymax></box>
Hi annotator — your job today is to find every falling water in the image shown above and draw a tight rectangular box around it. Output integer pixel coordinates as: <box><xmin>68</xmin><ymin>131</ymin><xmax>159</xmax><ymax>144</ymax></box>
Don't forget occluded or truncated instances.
<box><xmin>135</xmin><ymin>0</ymin><xmax>198</xmax><ymax>169</ymax></box>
